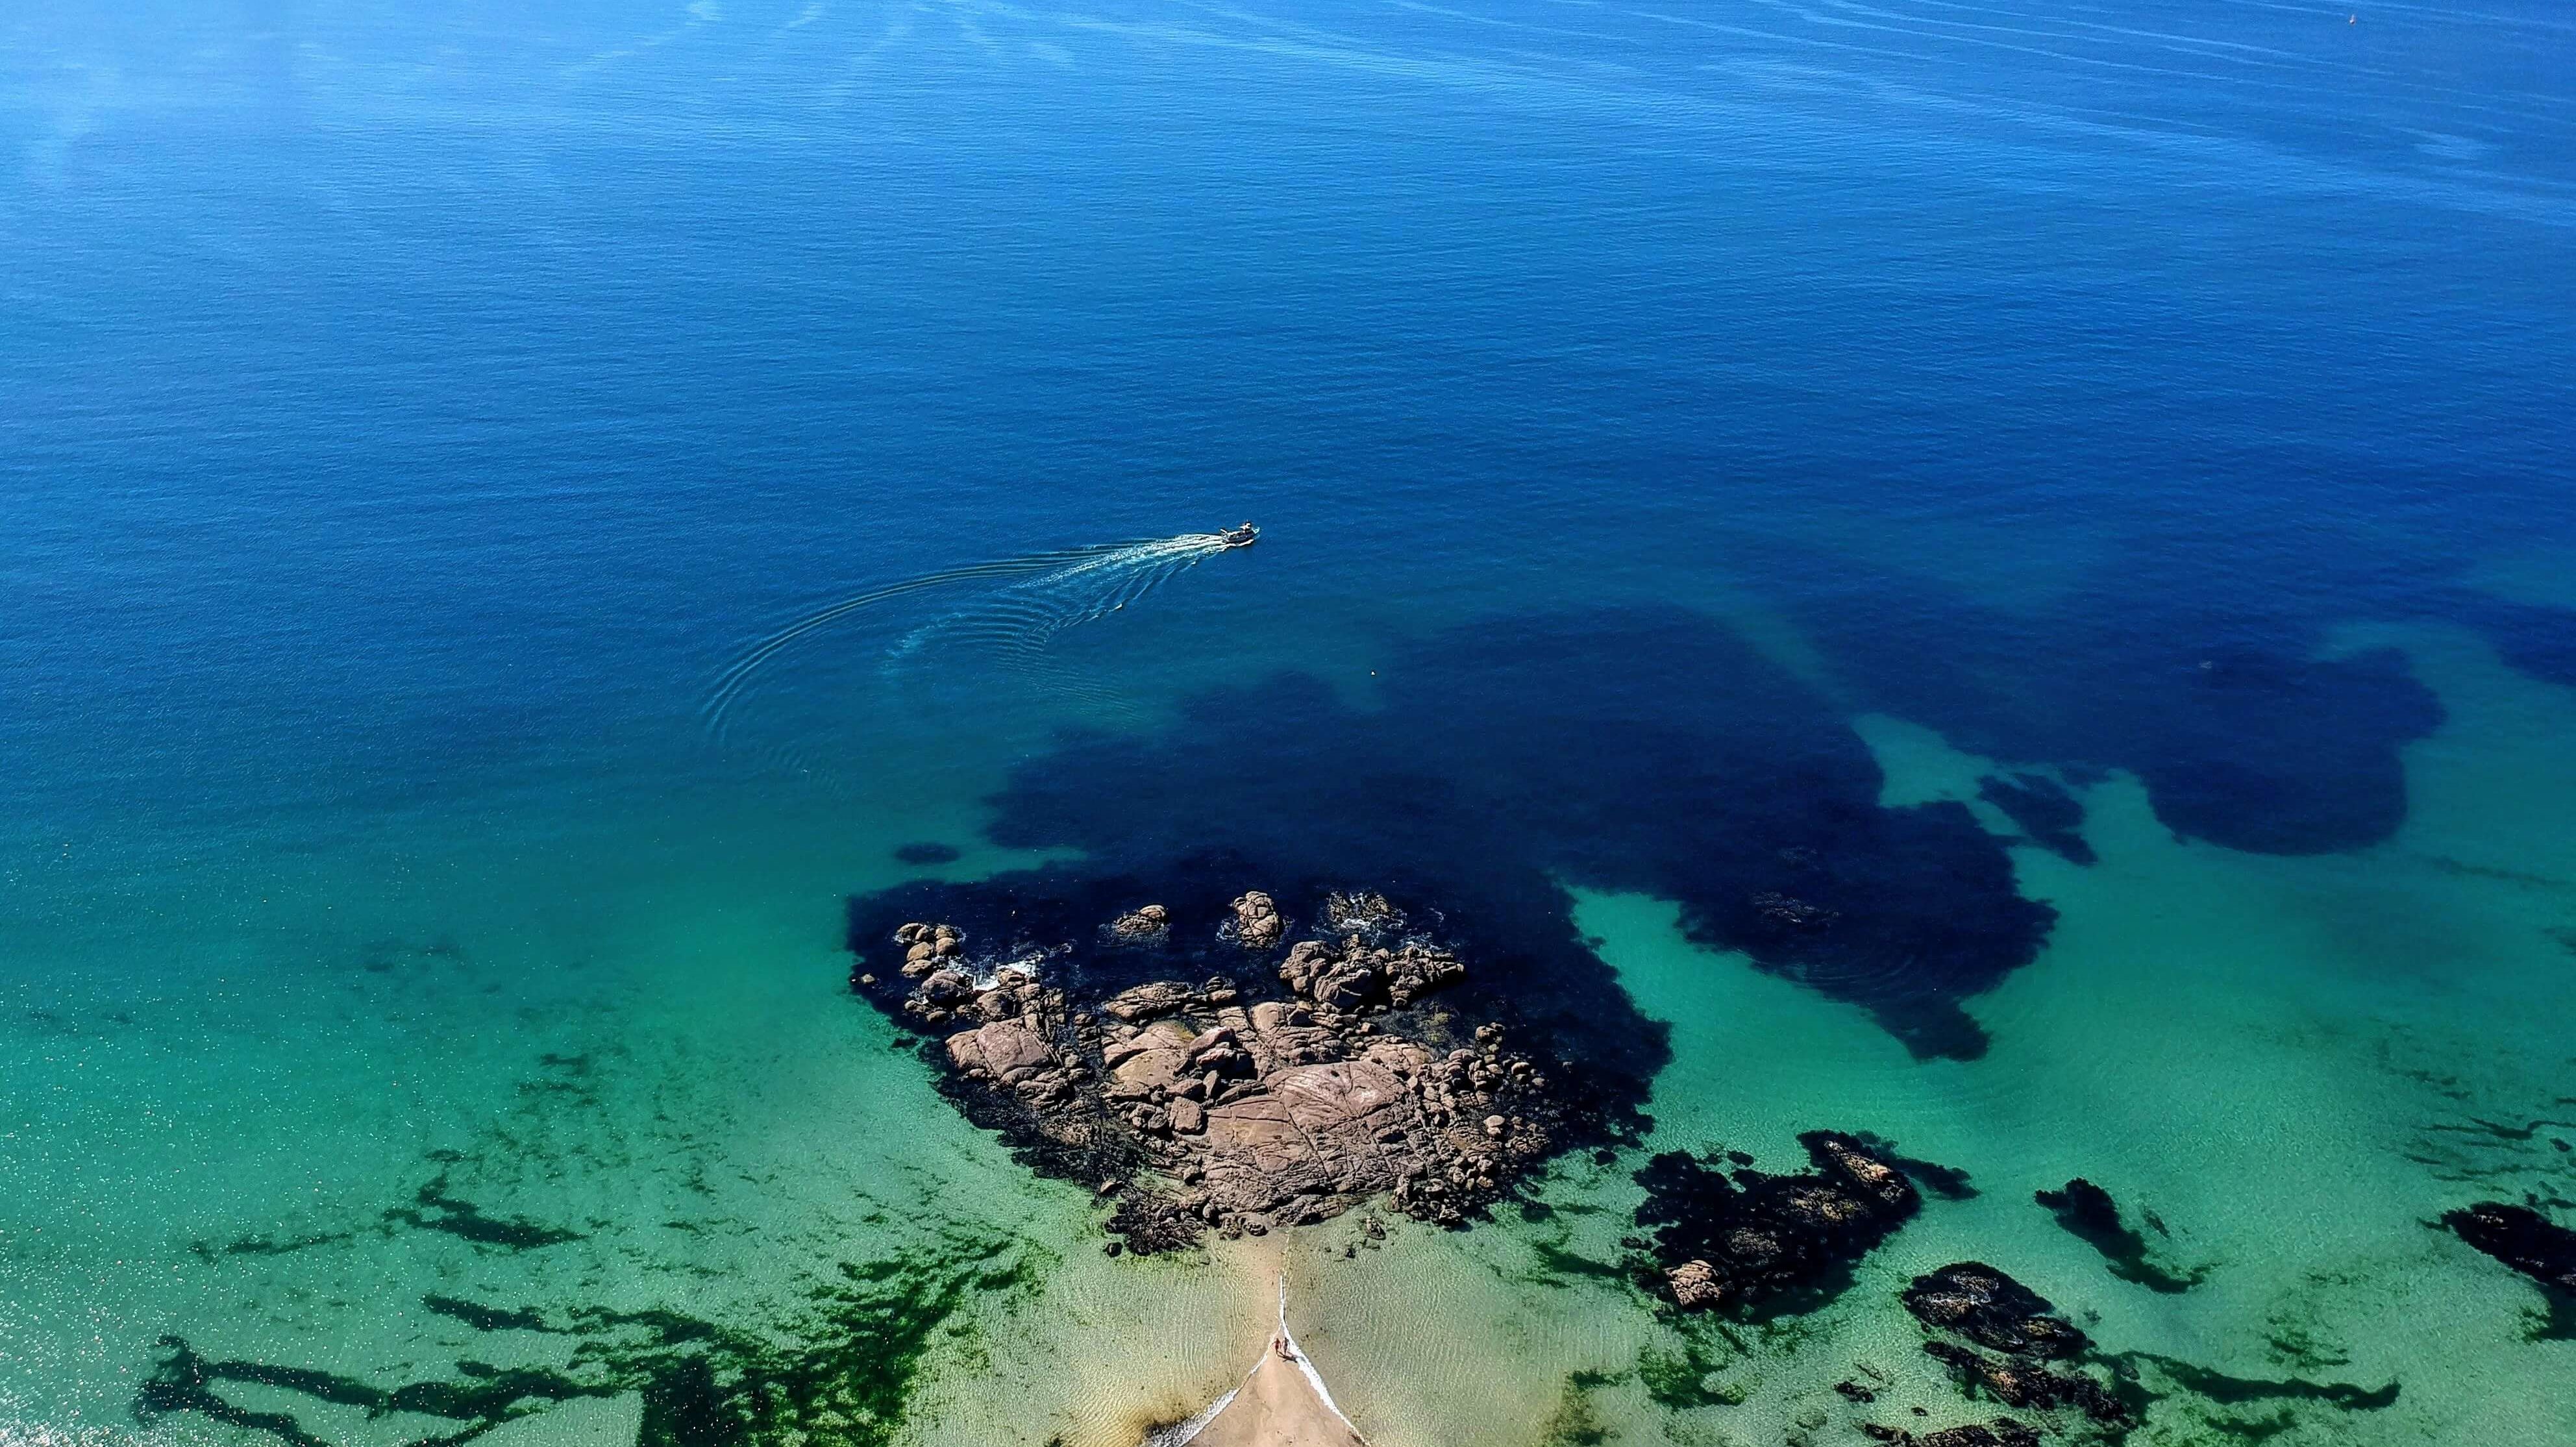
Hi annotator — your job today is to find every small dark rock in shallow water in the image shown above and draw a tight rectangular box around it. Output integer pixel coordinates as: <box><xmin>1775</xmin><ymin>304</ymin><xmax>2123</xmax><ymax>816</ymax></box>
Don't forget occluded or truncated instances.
<box><xmin>1901</xmin><ymin>1263</ymin><xmax>2090</xmax><ymax>1359</ymax></box>
<box><xmin>2443</xmin><ymin>1201</ymin><xmax>2576</xmax><ymax>1331</ymax></box>
<box><xmin>893</xmin><ymin>841</ymin><xmax>961</xmax><ymax>865</ymax></box>
<box><xmin>1903</xmin><ymin>1263</ymin><xmax>2132</xmax><ymax>1428</ymax></box>
<box><xmin>1633</xmin><ymin>1132</ymin><xmax>1923</xmax><ymax>1313</ymax></box>
<box><xmin>2442</xmin><ymin>1201</ymin><xmax>2576</xmax><ymax>1291</ymax></box>
<box><xmin>2035</xmin><ymin>1178</ymin><xmax>2207</xmax><ymax>1292</ymax></box>
<box><xmin>1921</xmin><ymin>1342</ymin><xmax>2131</xmax><ymax>1426</ymax></box>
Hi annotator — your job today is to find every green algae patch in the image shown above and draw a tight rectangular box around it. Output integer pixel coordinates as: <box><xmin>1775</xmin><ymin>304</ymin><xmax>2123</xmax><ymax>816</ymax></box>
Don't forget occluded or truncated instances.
<box><xmin>134</xmin><ymin>1232</ymin><xmax>1028</xmax><ymax>1447</ymax></box>
<box><xmin>386</xmin><ymin>1174</ymin><xmax>586</xmax><ymax>1250</ymax></box>
<box><xmin>1637</xmin><ymin>1334</ymin><xmax>1739</xmax><ymax>1411</ymax></box>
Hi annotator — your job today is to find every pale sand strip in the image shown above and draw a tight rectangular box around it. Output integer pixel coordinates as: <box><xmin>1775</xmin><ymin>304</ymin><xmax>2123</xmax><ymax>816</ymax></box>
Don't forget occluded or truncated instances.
<box><xmin>1152</xmin><ymin>1284</ymin><xmax>1368</xmax><ymax>1447</ymax></box>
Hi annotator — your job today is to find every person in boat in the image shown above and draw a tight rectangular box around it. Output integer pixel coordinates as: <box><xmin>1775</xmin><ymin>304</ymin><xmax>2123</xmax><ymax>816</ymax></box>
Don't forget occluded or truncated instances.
<box><xmin>1219</xmin><ymin>522</ymin><xmax>1259</xmax><ymax>549</ymax></box>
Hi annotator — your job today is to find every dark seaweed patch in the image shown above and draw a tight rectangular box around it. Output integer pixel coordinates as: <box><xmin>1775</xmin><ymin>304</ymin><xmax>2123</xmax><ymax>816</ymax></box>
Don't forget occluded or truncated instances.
<box><xmin>2118</xmin><ymin>1352</ymin><xmax>2399</xmax><ymax>1412</ymax></box>
<box><xmin>192</xmin><ymin>1230</ymin><xmax>356</xmax><ymax>1260</ymax></box>
<box><xmin>1977</xmin><ymin>773</ymin><xmax>2096</xmax><ymax>865</ymax></box>
<box><xmin>1538</xmin><ymin>1372</ymin><xmax>1616</xmax><ymax>1446</ymax></box>
<box><xmin>1770</xmin><ymin>549</ymin><xmax>2444</xmax><ymax>856</ymax></box>
<box><xmin>1529</xmin><ymin>1239</ymin><xmax>1631</xmax><ymax>1287</ymax></box>
<box><xmin>1635</xmin><ymin>1335</ymin><xmax>1738</xmax><ymax>1410</ymax></box>
<box><xmin>2035</xmin><ymin>1179</ymin><xmax>2209</xmax><ymax>1292</ymax></box>
<box><xmin>882</xmin><ymin>608</ymin><xmax>2053</xmax><ymax>1063</ymax></box>
<box><xmin>135</xmin><ymin>1236</ymin><xmax>1020</xmax><ymax>1447</ymax></box>
<box><xmin>423</xmin><ymin>1296</ymin><xmax>556</xmax><ymax>1333</ymax></box>
<box><xmin>894</xmin><ymin>842</ymin><xmax>961</xmax><ymax>865</ymax></box>
<box><xmin>386</xmin><ymin>1174</ymin><xmax>583</xmax><ymax>1250</ymax></box>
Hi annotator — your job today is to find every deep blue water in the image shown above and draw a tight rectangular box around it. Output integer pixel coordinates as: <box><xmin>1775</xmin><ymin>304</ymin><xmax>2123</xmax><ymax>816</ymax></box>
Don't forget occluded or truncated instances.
<box><xmin>5</xmin><ymin>0</ymin><xmax>2575</xmax><ymax>1442</ymax></box>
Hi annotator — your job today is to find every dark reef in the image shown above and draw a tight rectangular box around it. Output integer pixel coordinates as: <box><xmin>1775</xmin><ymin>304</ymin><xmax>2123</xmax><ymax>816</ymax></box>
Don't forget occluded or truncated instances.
<box><xmin>893</xmin><ymin>841</ymin><xmax>961</xmax><ymax>865</ymax></box>
<box><xmin>1629</xmin><ymin>1132</ymin><xmax>1926</xmax><ymax>1315</ymax></box>
<box><xmin>1894</xmin><ymin>1261</ymin><xmax>2399</xmax><ymax>1442</ymax></box>
<box><xmin>1977</xmin><ymin>774</ymin><xmax>2096</xmax><ymax>865</ymax></box>
<box><xmin>874</xmin><ymin>608</ymin><xmax>2055</xmax><ymax>1064</ymax></box>
<box><xmin>2035</xmin><ymin>1179</ymin><xmax>2207</xmax><ymax>1293</ymax></box>
<box><xmin>1770</xmin><ymin>550</ymin><xmax>2446</xmax><ymax>856</ymax></box>
<box><xmin>1901</xmin><ymin>1263</ymin><xmax>2133</xmax><ymax>1429</ymax></box>
<box><xmin>2442</xmin><ymin>1201</ymin><xmax>2576</xmax><ymax>1337</ymax></box>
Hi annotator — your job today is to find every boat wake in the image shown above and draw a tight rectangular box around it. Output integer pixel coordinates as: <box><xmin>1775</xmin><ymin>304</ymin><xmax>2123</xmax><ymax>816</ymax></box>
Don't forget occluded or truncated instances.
<box><xmin>703</xmin><ymin>530</ymin><xmax>1245</xmax><ymax>741</ymax></box>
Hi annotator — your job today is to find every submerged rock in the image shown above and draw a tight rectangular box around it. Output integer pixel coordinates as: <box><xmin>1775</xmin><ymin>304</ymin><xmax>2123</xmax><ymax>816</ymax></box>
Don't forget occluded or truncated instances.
<box><xmin>2035</xmin><ymin>1178</ymin><xmax>2205</xmax><ymax>1292</ymax></box>
<box><xmin>1631</xmin><ymin>1132</ymin><xmax>1925</xmax><ymax>1313</ymax></box>
<box><xmin>1901</xmin><ymin>1263</ymin><xmax>2090</xmax><ymax>1359</ymax></box>
<box><xmin>2443</xmin><ymin>1202</ymin><xmax>2576</xmax><ymax>1300</ymax></box>
<box><xmin>1902</xmin><ymin>1263</ymin><xmax>2132</xmax><ymax>1429</ymax></box>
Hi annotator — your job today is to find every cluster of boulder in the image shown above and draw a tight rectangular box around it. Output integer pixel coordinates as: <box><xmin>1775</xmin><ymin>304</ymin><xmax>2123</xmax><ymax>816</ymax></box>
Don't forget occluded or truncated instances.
<box><xmin>1628</xmin><ymin>1136</ymin><xmax>2144</xmax><ymax>1441</ymax></box>
<box><xmin>1901</xmin><ymin>1263</ymin><xmax>2132</xmax><ymax>1429</ymax></box>
<box><xmin>1632</xmin><ymin>1132</ymin><xmax>1923</xmax><ymax>1313</ymax></box>
<box><xmin>853</xmin><ymin>892</ymin><xmax>1570</xmax><ymax>1253</ymax></box>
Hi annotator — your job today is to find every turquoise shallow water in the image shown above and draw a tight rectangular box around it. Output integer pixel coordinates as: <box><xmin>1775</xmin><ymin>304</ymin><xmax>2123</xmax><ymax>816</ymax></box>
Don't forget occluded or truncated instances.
<box><xmin>5</xmin><ymin>0</ymin><xmax>2576</xmax><ymax>1444</ymax></box>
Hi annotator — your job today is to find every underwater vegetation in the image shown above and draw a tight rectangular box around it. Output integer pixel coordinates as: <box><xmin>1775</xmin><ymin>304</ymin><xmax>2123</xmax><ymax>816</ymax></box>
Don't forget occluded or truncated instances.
<box><xmin>1768</xmin><ymin>546</ymin><xmax>2446</xmax><ymax>857</ymax></box>
<box><xmin>889</xmin><ymin>608</ymin><xmax>2056</xmax><ymax>1061</ymax></box>
<box><xmin>136</xmin><ymin>1222</ymin><xmax>1026</xmax><ymax>1447</ymax></box>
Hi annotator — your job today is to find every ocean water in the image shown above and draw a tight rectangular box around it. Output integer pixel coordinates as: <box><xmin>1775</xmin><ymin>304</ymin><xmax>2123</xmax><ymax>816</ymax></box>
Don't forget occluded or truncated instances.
<box><xmin>4</xmin><ymin>1</ymin><xmax>2574</xmax><ymax>1444</ymax></box>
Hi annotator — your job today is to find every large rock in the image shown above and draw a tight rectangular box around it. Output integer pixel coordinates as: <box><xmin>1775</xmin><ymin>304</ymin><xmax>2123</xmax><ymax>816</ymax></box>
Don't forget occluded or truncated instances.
<box><xmin>1278</xmin><ymin>937</ymin><xmax>1465</xmax><ymax>1011</ymax></box>
<box><xmin>1107</xmin><ymin>1019</ymin><xmax>1198</xmax><ymax>1098</ymax></box>
<box><xmin>1904</xmin><ymin>1261</ymin><xmax>2131</xmax><ymax>1428</ymax></box>
<box><xmin>1102</xmin><ymin>980</ymin><xmax>1193</xmax><ymax>1022</ymax></box>
<box><xmin>860</xmin><ymin>902</ymin><xmax>1562</xmax><ymax>1254</ymax></box>
<box><xmin>1901</xmin><ymin>1262</ymin><xmax>2090</xmax><ymax>1358</ymax></box>
<box><xmin>947</xmin><ymin>1021</ymin><xmax>1055</xmax><ymax>1084</ymax></box>
<box><xmin>1230</xmin><ymin>891</ymin><xmax>1285</xmax><ymax>948</ymax></box>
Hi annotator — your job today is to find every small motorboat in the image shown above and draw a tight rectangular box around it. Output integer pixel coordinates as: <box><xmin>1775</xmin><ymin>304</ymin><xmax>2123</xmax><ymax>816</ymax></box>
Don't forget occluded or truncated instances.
<box><xmin>1217</xmin><ymin>522</ymin><xmax>1259</xmax><ymax>549</ymax></box>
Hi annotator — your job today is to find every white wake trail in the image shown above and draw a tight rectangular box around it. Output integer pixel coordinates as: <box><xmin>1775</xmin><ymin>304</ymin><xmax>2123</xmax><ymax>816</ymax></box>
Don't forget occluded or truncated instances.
<box><xmin>705</xmin><ymin>532</ymin><xmax>1240</xmax><ymax>741</ymax></box>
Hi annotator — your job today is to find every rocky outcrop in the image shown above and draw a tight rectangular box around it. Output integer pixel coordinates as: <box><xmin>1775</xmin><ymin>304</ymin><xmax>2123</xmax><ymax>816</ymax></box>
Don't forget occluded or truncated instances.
<box><xmin>1230</xmin><ymin>891</ymin><xmax>1286</xmax><ymax>949</ymax></box>
<box><xmin>1108</xmin><ymin>904</ymin><xmax>1170</xmax><ymax>941</ymax></box>
<box><xmin>1276</xmin><ymin>936</ymin><xmax>1465</xmax><ymax>1011</ymax></box>
<box><xmin>1902</xmin><ymin>1263</ymin><xmax>2132</xmax><ymax>1429</ymax></box>
<box><xmin>854</xmin><ymin>894</ymin><xmax>1571</xmax><ymax>1252</ymax></box>
<box><xmin>1901</xmin><ymin>1263</ymin><xmax>2090</xmax><ymax>1359</ymax></box>
<box><xmin>1631</xmin><ymin>1132</ymin><xmax>1925</xmax><ymax>1313</ymax></box>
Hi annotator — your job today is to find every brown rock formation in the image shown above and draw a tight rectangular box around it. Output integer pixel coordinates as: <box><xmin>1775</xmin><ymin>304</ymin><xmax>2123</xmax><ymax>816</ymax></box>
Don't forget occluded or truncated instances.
<box><xmin>861</xmin><ymin>895</ymin><xmax>1569</xmax><ymax>1252</ymax></box>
